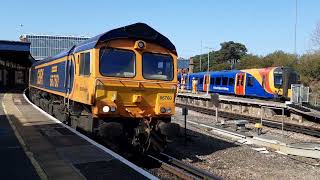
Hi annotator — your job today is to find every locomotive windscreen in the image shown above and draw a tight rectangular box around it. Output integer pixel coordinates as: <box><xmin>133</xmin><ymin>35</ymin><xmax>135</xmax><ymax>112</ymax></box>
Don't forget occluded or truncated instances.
<box><xmin>99</xmin><ymin>48</ymin><xmax>135</xmax><ymax>77</ymax></box>
<box><xmin>274</xmin><ymin>71</ymin><xmax>283</xmax><ymax>88</ymax></box>
<box><xmin>142</xmin><ymin>53</ymin><xmax>173</xmax><ymax>81</ymax></box>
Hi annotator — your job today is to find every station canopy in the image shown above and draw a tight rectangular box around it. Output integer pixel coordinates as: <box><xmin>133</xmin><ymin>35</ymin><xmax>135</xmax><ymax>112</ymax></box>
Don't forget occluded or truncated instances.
<box><xmin>0</xmin><ymin>40</ymin><xmax>35</xmax><ymax>67</ymax></box>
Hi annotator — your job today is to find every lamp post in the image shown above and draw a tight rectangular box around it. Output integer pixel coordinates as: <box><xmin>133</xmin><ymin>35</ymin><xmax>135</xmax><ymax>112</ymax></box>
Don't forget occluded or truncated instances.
<box><xmin>204</xmin><ymin>47</ymin><xmax>214</xmax><ymax>95</ymax></box>
<box><xmin>204</xmin><ymin>47</ymin><xmax>214</xmax><ymax>72</ymax></box>
<box><xmin>200</xmin><ymin>40</ymin><xmax>202</xmax><ymax>72</ymax></box>
<box><xmin>294</xmin><ymin>0</ymin><xmax>298</xmax><ymax>55</ymax></box>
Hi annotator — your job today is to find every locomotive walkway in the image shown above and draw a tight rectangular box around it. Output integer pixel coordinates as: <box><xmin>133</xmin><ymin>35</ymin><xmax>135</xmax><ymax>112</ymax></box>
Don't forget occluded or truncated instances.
<box><xmin>0</xmin><ymin>91</ymin><xmax>156</xmax><ymax>180</ymax></box>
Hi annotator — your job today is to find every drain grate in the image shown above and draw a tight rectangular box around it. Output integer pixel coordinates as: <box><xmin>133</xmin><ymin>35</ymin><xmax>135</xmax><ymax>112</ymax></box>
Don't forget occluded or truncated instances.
<box><xmin>74</xmin><ymin>160</ymin><xmax>147</xmax><ymax>180</ymax></box>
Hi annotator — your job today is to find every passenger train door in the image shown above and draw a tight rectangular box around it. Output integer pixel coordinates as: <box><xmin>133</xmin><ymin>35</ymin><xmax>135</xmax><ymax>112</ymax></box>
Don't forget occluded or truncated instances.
<box><xmin>203</xmin><ymin>74</ymin><xmax>210</xmax><ymax>92</ymax></box>
<box><xmin>235</xmin><ymin>73</ymin><xmax>245</xmax><ymax>95</ymax></box>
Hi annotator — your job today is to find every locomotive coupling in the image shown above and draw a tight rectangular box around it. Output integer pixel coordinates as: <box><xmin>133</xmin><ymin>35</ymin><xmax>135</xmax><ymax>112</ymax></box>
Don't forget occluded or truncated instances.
<box><xmin>156</xmin><ymin>121</ymin><xmax>180</xmax><ymax>137</ymax></box>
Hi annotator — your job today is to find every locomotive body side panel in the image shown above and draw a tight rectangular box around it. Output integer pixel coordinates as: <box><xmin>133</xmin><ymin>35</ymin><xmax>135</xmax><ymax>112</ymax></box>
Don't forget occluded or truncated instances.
<box><xmin>30</xmin><ymin>57</ymin><xmax>69</xmax><ymax>97</ymax></box>
<box><xmin>69</xmin><ymin>49</ymin><xmax>95</xmax><ymax>105</ymax></box>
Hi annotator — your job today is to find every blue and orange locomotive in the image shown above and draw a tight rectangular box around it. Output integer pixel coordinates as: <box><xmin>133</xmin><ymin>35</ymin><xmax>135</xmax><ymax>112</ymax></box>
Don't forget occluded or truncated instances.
<box><xmin>29</xmin><ymin>23</ymin><xmax>180</xmax><ymax>152</ymax></box>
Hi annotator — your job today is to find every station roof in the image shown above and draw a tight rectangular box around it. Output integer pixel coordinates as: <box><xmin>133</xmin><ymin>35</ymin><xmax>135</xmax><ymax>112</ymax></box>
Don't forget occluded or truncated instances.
<box><xmin>0</xmin><ymin>40</ymin><xmax>34</xmax><ymax>66</ymax></box>
<box><xmin>0</xmin><ymin>40</ymin><xmax>31</xmax><ymax>52</ymax></box>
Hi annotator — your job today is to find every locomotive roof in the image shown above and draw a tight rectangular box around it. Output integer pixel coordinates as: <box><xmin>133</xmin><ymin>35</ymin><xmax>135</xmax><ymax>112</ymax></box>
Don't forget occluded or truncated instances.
<box><xmin>32</xmin><ymin>23</ymin><xmax>177</xmax><ymax>66</ymax></box>
<box><xmin>74</xmin><ymin>22</ymin><xmax>177</xmax><ymax>54</ymax></box>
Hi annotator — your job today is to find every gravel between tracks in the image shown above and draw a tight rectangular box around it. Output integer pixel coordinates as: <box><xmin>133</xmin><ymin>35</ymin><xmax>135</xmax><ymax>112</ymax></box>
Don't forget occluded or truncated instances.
<box><xmin>175</xmin><ymin>107</ymin><xmax>320</xmax><ymax>144</ymax></box>
<box><xmin>162</xmin><ymin>107</ymin><xmax>320</xmax><ymax>180</ymax></box>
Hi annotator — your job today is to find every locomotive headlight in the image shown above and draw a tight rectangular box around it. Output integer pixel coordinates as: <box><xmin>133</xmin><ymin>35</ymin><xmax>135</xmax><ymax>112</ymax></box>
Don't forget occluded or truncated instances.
<box><xmin>134</xmin><ymin>40</ymin><xmax>146</xmax><ymax>50</ymax></box>
<box><xmin>166</xmin><ymin>108</ymin><xmax>172</xmax><ymax>113</ymax></box>
<box><xmin>160</xmin><ymin>107</ymin><xmax>167</xmax><ymax>113</ymax></box>
<box><xmin>102</xmin><ymin>106</ymin><xmax>110</xmax><ymax>113</ymax></box>
<box><xmin>138</xmin><ymin>41</ymin><xmax>145</xmax><ymax>48</ymax></box>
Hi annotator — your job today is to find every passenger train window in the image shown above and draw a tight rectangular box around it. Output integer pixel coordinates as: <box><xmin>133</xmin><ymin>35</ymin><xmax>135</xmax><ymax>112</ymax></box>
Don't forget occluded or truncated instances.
<box><xmin>247</xmin><ymin>76</ymin><xmax>254</xmax><ymax>87</ymax></box>
<box><xmin>210</xmin><ymin>77</ymin><xmax>215</xmax><ymax>85</ymax></box>
<box><xmin>222</xmin><ymin>77</ymin><xmax>228</xmax><ymax>86</ymax></box>
<box><xmin>80</xmin><ymin>52</ymin><xmax>90</xmax><ymax>76</ymax></box>
<box><xmin>215</xmin><ymin>77</ymin><xmax>221</xmax><ymax>85</ymax></box>
<box><xmin>262</xmin><ymin>75</ymin><xmax>266</xmax><ymax>87</ymax></box>
<box><xmin>229</xmin><ymin>78</ymin><xmax>234</xmax><ymax>86</ymax></box>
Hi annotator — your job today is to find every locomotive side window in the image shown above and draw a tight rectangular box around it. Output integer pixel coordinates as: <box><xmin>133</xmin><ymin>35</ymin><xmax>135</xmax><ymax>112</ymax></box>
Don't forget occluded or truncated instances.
<box><xmin>80</xmin><ymin>52</ymin><xmax>91</xmax><ymax>76</ymax></box>
<box><xmin>229</xmin><ymin>78</ymin><xmax>234</xmax><ymax>86</ymax></box>
<box><xmin>247</xmin><ymin>76</ymin><xmax>254</xmax><ymax>87</ymax></box>
<box><xmin>222</xmin><ymin>77</ymin><xmax>228</xmax><ymax>86</ymax></box>
<box><xmin>100</xmin><ymin>48</ymin><xmax>135</xmax><ymax>77</ymax></box>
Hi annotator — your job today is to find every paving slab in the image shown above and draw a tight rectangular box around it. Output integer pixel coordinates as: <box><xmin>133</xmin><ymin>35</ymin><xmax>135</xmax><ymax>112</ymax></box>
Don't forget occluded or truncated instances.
<box><xmin>0</xmin><ymin>94</ymin><xmax>40</xmax><ymax>180</ymax></box>
<box><xmin>1</xmin><ymin>93</ymin><xmax>155</xmax><ymax>180</ymax></box>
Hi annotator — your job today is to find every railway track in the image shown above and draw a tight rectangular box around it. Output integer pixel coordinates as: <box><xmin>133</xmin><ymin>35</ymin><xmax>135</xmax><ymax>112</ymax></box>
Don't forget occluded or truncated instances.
<box><xmin>148</xmin><ymin>153</ymin><xmax>221</xmax><ymax>180</ymax></box>
<box><xmin>176</xmin><ymin>102</ymin><xmax>320</xmax><ymax>138</ymax></box>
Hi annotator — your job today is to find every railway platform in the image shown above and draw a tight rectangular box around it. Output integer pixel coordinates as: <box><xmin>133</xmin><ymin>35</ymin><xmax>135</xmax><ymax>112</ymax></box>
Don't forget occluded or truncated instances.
<box><xmin>0</xmin><ymin>91</ymin><xmax>156</xmax><ymax>180</ymax></box>
<box><xmin>177</xmin><ymin>91</ymin><xmax>320</xmax><ymax>121</ymax></box>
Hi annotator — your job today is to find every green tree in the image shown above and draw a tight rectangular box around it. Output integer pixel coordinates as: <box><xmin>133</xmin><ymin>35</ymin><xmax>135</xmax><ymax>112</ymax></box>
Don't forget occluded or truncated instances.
<box><xmin>237</xmin><ymin>54</ymin><xmax>263</xmax><ymax>69</ymax></box>
<box><xmin>262</xmin><ymin>51</ymin><xmax>297</xmax><ymax>68</ymax></box>
<box><xmin>298</xmin><ymin>53</ymin><xmax>320</xmax><ymax>83</ymax></box>
<box><xmin>215</xmin><ymin>41</ymin><xmax>248</xmax><ymax>64</ymax></box>
<box><xmin>192</xmin><ymin>41</ymin><xmax>247</xmax><ymax>72</ymax></box>
<box><xmin>298</xmin><ymin>53</ymin><xmax>320</xmax><ymax>100</ymax></box>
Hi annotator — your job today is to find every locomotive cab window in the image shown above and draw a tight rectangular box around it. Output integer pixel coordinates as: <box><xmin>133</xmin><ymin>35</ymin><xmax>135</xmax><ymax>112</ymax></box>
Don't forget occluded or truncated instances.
<box><xmin>100</xmin><ymin>48</ymin><xmax>135</xmax><ymax>77</ymax></box>
<box><xmin>80</xmin><ymin>52</ymin><xmax>91</xmax><ymax>76</ymax></box>
<box><xmin>142</xmin><ymin>53</ymin><xmax>173</xmax><ymax>81</ymax></box>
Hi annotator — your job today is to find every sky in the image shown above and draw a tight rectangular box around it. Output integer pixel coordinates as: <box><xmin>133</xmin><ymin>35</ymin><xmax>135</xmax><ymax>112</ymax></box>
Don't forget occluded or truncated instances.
<box><xmin>0</xmin><ymin>0</ymin><xmax>319</xmax><ymax>58</ymax></box>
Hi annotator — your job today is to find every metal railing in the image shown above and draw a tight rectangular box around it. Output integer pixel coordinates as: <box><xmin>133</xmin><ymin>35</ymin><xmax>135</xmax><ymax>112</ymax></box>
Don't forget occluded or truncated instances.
<box><xmin>291</xmin><ymin>84</ymin><xmax>310</xmax><ymax>104</ymax></box>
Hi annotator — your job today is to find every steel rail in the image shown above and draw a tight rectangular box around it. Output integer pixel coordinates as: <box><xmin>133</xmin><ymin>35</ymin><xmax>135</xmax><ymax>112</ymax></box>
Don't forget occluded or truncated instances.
<box><xmin>148</xmin><ymin>153</ymin><xmax>221</xmax><ymax>180</ymax></box>
<box><xmin>176</xmin><ymin>103</ymin><xmax>320</xmax><ymax>138</ymax></box>
<box><xmin>147</xmin><ymin>155</ymin><xmax>196</xmax><ymax>180</ymax></box>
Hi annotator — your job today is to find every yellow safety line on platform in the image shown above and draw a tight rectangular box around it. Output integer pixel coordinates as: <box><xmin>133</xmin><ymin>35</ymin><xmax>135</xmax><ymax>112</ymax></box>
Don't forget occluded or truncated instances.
<box><xmin>2</xmin><ymin>93</ymin><xmax>48</xmax><ymax>180</ymax></box>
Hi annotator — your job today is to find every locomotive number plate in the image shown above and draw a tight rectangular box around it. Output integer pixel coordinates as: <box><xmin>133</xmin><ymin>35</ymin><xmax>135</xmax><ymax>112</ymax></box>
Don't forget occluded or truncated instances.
<box><xmin>157</xmin><ymin>93</ymin><xmax>174</xmax><ymax>103</ymax></box>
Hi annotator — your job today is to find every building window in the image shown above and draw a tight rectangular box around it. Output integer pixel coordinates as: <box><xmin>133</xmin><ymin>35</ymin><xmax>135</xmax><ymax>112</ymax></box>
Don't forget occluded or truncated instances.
<box><xmin>80</xmin><ymin>52</ymin><xmax>90</xmax><ymax>75</ymax></box>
